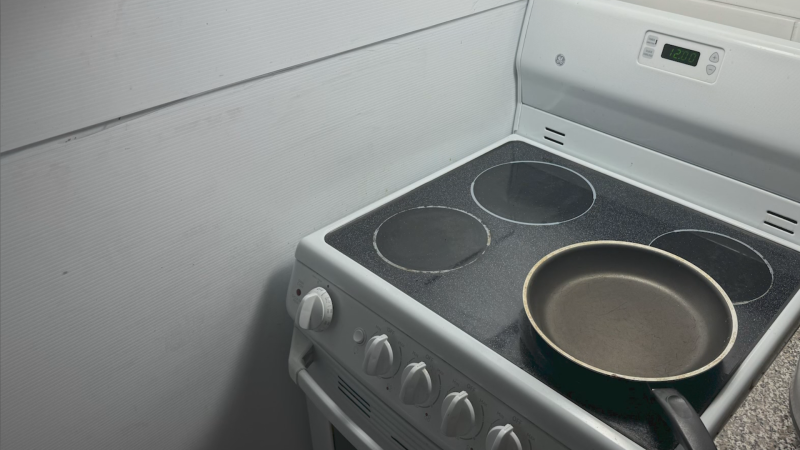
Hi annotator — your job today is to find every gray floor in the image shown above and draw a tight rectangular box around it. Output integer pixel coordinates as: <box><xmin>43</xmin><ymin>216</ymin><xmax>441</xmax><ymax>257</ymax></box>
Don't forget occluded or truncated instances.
<box><xmin>716</xmin><ymin>329</ymin><xmax>800</xmax><ymax>449</ymax></box>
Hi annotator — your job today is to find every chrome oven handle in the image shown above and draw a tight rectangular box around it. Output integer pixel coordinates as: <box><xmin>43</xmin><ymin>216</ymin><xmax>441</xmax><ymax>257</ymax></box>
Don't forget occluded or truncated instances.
<box><xmin>289</xmin><ymin>328</ymin><xmax>383</xmax><ymax>450</ymax></box>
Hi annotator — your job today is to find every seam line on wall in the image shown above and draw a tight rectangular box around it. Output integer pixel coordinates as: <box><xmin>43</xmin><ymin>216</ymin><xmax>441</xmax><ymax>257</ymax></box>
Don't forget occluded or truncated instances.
<box><xmin>1</xmin><ymin>0</ymin><xmax>525</xmax><ymax>159</ymax></box>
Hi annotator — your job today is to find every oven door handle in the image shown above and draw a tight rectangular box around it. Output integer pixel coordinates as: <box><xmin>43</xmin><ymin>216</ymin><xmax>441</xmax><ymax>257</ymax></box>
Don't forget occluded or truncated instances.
<box><xmin>290</xmin><ymin>328</ymin><xmax>383</xmax><ymax>450</ymax></box>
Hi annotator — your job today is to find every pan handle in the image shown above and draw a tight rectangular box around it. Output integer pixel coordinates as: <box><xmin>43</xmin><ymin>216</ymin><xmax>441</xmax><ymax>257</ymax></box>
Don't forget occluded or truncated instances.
<box><xmin>651</xmin><ymin>388</ymin><xmax>716</xmax><ymax>450</ymax></box>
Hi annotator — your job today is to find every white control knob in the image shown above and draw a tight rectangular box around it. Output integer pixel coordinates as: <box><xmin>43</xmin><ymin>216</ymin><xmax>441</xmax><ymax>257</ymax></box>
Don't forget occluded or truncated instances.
<box><xmin>296</xmin><ymin>287</ymin><xmax>333</xmax><ymax>331</ymax></box>
<box><xmin>399</xmin><ymin>362</ymin><xmax>433</xmax><ymax>405</ymax></box>
<box><xmin>486</xmin><ymin>425</ymin><xmax>522</xmax><ymax>450</ymax></box>
<box><xmin>440</xmin><ymin>391</ymin><xmax>475</xmax><ymax>437</ymax></box>
<box><xmin>362</xmin><ymin>335</ymin><xmax>394</xmax><ymax>376</ymax></box>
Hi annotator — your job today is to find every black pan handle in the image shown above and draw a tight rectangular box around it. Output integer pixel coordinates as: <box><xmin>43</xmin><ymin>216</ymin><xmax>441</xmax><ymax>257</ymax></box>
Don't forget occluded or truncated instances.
<box><xmin>651</xmin><ymin>388</ymin><xmax>716</xmax><ymax>450</ymax></box>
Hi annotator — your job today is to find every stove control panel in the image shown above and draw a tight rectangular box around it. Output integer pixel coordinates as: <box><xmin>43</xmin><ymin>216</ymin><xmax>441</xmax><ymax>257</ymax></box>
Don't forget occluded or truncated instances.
<box><xmin>637</xmin><ymin>31</ymin><xmax>724</xmax><ymax>83</ymax></box>
<box><xmin>287</xmin><ymin>263</ymin><xmax>569</xmax><ymax>450</ymax></box>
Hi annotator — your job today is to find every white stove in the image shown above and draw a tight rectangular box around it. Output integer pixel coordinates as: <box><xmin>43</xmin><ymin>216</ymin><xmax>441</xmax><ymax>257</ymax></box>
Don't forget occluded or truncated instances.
<box><xmin>284</xmin><ymin>1</ymin><xmax>800</xmax><ymax>449</ymax></box>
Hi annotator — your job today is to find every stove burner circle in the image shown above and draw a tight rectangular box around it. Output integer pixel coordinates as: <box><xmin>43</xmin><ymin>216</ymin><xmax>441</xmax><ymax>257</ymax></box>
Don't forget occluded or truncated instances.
<box><xmin>650</xmin><ymin>230</ymin><xmax>773</xmax><ymax>305</ymax></box>
<box><xmin>374</xmin><ymin>206</ymin><xmax>490</xmax><ymax>273</ymax></box>
<box><xmin>471</xmin><ymin>161</ymin><xmax>595</xmax><ymax>225</ymax></box>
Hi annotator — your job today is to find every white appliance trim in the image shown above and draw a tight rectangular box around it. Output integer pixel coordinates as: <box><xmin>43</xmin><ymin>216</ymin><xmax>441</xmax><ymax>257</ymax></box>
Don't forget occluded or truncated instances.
<box><xmin>511</xmin><ymin>0</ymin><xmax>535</xmax><ymax>132</ymax></box>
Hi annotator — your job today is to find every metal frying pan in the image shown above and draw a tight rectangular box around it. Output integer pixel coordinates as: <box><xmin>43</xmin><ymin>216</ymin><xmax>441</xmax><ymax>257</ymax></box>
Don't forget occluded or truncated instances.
<box><xmin>523</xmin><ymin>241</ymin><xmax>737</xmax><ymax>450</ymax></box>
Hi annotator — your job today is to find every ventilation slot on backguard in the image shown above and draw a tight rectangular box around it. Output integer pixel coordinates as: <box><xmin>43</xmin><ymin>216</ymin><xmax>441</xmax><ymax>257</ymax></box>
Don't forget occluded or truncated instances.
<box><xmin>764</xmin><ymin>221</ymin><xmax>795</xmax><ymax>235</ymax></box>
<box><xmin>391</xmin><ymin>436</ymin><xmax>410</xmax><ymax>449</ymax></box>
<box><xmin>338</xmin><ymin>377</ymin><xmax>371</xmax><ymax>417</ymax></box>
<box><xmin>767</xmin><ymin>211</ymin><xmax>798</xmax><ymax>224</ymax></box>
<box><xmin>764</xmin><ymin>210</ymin><xmax>797</xmax><ymax>235</ymax></box>
<box><xmin>544</xmin><ymin>127</ymin><xmax>565</xmax><ymax>145</ymax></box>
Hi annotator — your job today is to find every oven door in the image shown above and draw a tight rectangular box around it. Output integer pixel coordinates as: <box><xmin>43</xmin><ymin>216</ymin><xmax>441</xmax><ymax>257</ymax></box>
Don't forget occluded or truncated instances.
<box><xmin>307</xmin><ymin>397</ymin><xmax>371</xmax><ymax>450</ymax></box>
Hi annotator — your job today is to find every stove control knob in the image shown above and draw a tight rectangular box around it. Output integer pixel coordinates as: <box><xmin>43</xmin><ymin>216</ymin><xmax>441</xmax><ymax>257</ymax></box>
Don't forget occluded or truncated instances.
<box><xmin>399</xmin><ymin>362</ymin><xmax>432</xmax><ymax>405</ymax></box>
<box><xmin>440</xmin><ymin>391</ymin><xmax>475</xmax><ymax>437</ymax></box>
<box><xmin>296</xmin><ymin>287</ymin><xmax>333</xmax><ymax>331</ymax></box>
<box><xmin>362</xmin><ymin>335</ymin><xmax>394</xmax><ymax>376</ymax></box>
<box><xmin>486</xmin><ymin>424</ymin><xmax>522</xmax><ymax>450</ymax></box>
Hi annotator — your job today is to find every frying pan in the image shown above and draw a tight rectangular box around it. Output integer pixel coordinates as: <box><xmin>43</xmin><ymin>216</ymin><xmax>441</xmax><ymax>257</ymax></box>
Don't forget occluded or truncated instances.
<box><xmin>523</xmin><ymin>241</ymin><xmax>737</xmax><ymax>450</ymax></box>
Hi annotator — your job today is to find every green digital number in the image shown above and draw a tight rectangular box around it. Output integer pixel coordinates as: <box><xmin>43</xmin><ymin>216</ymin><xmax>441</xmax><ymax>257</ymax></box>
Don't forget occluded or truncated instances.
<box><xmin>661</xmin><ymin>44</ymin><xmax>700</xmax><ymax>66</ymax></box>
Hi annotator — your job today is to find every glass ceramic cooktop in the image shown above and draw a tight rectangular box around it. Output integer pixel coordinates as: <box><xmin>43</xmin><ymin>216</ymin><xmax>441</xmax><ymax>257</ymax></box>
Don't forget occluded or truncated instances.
<box><xmin>325</xmin><ymin>141</ymin><xmax>800</xmax><ymax>450</ymax></box>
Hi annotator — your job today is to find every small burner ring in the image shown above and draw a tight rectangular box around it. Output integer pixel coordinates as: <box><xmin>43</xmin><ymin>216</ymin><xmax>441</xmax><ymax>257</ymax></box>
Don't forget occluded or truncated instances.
<box><xmin>649</xmin><ymin>229</ymin><xmax>773</xmax><ymax>305</ymax></box>
<box><xmin>471</xmin><ymin>161</ymin><xmax>595</xmax><ymax>225</ymax></box>
<box><xmin>373</xmin><ymin>206</ymin><xmax>490</xmax><ymax>273</ymax></box>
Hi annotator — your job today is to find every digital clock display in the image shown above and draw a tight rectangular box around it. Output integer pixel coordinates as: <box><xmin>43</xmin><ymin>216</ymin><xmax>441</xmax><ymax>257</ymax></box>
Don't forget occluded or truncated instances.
<box><xmin>661</xmin><ymin>43</ymin><xmax>700</xmax><ymax>66</ymax></box>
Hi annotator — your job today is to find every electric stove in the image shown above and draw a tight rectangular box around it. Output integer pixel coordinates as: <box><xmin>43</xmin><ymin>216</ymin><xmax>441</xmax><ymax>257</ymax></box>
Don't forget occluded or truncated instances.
<box><xmin>286</xmin><ymin>1</ymin><xmax>800</xmax><ymax>449</ymax></box>
<box><xmin>323</xmin><ymin>140</ymin><xmax>800</xmax><ymax>450</ymax></box>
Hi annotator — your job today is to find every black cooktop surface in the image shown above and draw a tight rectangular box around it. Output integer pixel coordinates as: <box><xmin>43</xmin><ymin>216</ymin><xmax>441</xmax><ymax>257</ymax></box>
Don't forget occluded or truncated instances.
<box><xmin>325</xmin><ymin>141</ymin><xmax>800</xmax><ymax>450</ymax></box>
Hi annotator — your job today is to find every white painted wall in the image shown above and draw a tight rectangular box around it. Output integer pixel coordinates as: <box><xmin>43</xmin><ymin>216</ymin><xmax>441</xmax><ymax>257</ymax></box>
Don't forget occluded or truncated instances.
<box><xmin>0</xmin><ymin>3</ymin><xmax>525</xmax><ymax>449</ymax></box>
<box><xmin>0</xmin><ymin>0</ymin><xmax>516</xmax><ymax>153</ymax></box>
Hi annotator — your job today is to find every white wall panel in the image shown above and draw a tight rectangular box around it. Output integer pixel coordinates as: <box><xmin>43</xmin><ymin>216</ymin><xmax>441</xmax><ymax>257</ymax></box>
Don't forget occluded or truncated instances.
<box><xmin>0</xmin><ymin>0</ymin><xmax>517</xmax><ymax>153</ymax></box>
<box><xmin>0</xmin><ymin>3</ymin><xmax>524</xmax><ymax>449</ymax></box>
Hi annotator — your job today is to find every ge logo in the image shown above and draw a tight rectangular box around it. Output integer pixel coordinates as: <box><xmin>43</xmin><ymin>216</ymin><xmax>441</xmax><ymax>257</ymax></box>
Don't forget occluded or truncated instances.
<box><xmin>555</xmin><ymin>54</ymin><xmax>565</xmax><ymax>66</ymax></box>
